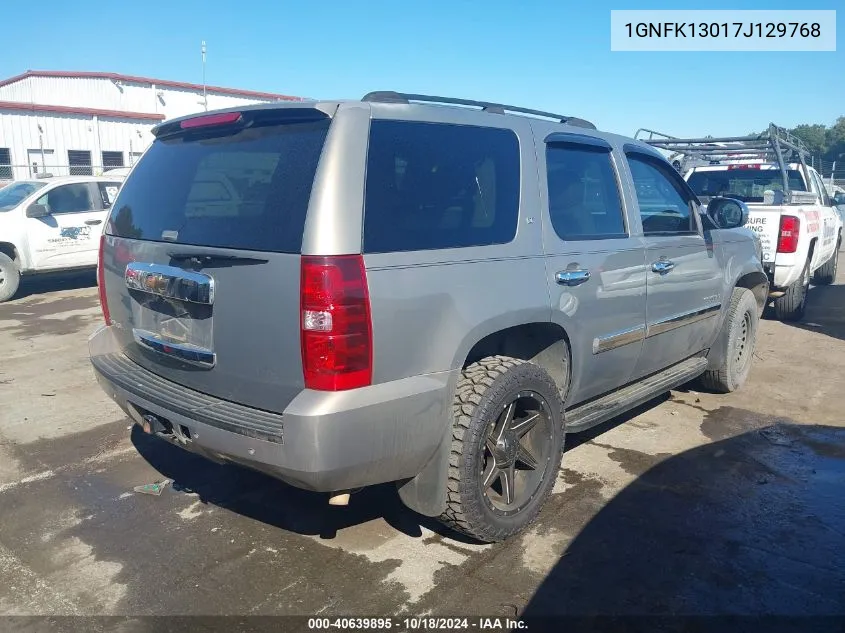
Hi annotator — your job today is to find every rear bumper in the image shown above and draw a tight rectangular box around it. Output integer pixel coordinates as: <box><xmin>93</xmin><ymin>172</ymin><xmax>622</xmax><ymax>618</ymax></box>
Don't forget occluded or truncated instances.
<box><xmin>89</xmin><ymin>325</ymin><xmax>455</xmax><ymax>492</ymax></box>
<box><xmin>767</xmin><ymin>251</ymin><xmax>804</xmax><ymax>290</ymax></box>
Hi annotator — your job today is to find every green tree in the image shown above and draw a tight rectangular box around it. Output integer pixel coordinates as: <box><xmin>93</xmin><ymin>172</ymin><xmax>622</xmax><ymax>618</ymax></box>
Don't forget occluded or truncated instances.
<box><xmin>825</xmin><ymin>117</ymin><xmax>845</xmax><ymax>160</ymax></box>
<box><xmin>791</xmin><ymin>124</ymin><xmax>828</xmax><ymax>155</ymax></box>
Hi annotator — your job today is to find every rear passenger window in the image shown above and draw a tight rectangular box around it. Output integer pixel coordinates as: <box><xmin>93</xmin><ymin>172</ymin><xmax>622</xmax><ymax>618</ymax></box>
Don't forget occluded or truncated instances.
<box><xmin>363</xmin><ymin>121</ymin><xmax>520</xmax><ymax>253</ymax></box>
<box><xmin>546</xmin><ymin>144</ymin><xmax>626</xmax><ymax>240</ymax></box>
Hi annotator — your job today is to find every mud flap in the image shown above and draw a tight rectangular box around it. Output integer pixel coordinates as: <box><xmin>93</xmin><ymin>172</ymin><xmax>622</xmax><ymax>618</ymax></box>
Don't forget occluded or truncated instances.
<box><xmin>395</xmin><ymin>417</ymin><xmax>452</xmax><ymax>517</ymax></box>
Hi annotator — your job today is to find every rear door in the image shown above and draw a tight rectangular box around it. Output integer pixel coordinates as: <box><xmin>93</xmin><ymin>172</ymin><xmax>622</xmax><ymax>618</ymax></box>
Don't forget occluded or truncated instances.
<box><xmin>623</xmin><ymin>148</ymin><xmax>723</xmax><ymax>379</ymax></box>
<box><xmin>26</xmin><ymin>182</ymin><xmax>104</xmax><ymax>269</ymax></box>
<box><xmin>100</xmin><ymin>108</ymin><xmax>332</xmax><ymax>413</ymax></box>
<box><xmin>541</xmin><ymin>133</ymin><xmax>647</xmax><ymax>405</ymax></box>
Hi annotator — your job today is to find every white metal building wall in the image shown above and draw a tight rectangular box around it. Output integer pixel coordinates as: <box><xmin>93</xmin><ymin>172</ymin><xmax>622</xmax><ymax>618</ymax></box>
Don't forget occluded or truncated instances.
<box><xmin>0</xmin><ymin>110</ymin><xmax>157</xmax><ymax>181</ymax></box>
<box><xmin>0</xmin><ymin>75</ymin><xmax>286</xmax><ymax>120</ymax></box>
<box><xmin>0</xmin><ymin>73</ymin><xmax>293</xmax><ymax>181</ymax></box>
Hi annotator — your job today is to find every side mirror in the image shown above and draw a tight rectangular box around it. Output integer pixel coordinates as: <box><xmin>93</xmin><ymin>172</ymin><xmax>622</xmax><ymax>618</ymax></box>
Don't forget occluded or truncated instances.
<box><xmin>26</xmin><ymin>203</ymin><xmax>49</xmax><ymax>218</ymax></box>
<box><xmin>707</xmin><ymin>196</ymin><xmax>749</xmax><ymax>229</ymax></box>
<box><xmin>833</xmin><ymin>192</ymin><xmax>845</xmax><ymax>206</ymax></box>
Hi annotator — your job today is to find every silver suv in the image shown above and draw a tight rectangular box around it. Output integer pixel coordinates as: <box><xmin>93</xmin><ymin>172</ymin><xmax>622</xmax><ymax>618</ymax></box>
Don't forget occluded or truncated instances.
<box><xmin>90</xmin><ymin>92</ymin><xmax>768</xmax><ymax>542</ymax></box>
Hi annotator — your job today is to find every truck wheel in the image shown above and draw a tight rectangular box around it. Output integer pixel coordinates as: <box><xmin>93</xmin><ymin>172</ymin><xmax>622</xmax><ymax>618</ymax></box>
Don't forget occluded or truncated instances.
<box><xmin>773</xmin><ymin>257</ymin><xmax>810</xmax><ymax>322</ymax></box>
<box><xmin>699</xmin><ymin>288</ymin><xmax>759</xmax><ymax>394</ymax></box>
<box><xmin>437</xmin><ymin>355</ymin><xmax>565</xmax><ymax>543</ymax></box>
<box><xmin>811</xmin><ymin>240</ymin><xmax>839</xmax><ymax>285</ymax></box>
<box><xmin>0</xmin><ymin>253</ymin><xmax>20</xmax><ymax>303</ymax></box>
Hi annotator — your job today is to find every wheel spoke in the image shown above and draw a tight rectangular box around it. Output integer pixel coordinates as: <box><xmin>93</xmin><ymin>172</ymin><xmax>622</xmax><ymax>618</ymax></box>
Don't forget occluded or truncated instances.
<box><xmin>500</xmin><ymin>464</ymin><xmax>516</xmax><ymax>505</ymax></box>
<box><xmin>511</xmin><ymin>411</ymin><xmax>540</xmax><ymax>438</ymax></box>
<box><xmin>481</xmin><ymin>460</ymin><xmax>499</xmax><ymax>490</ymax></box>
<box><xmin>485</xmin><ymin>437</ymin><xmax>497</xmax><ymax>456</ymax></box>
<box><xmin>492</xmin><ymin>402</ymin><xmax>515</xmax><ymax>444</ymax></box>
<box><xmin>516</xmin><ymin>444</ymin><xmax>539</xmax><ymax>470</ymax></box>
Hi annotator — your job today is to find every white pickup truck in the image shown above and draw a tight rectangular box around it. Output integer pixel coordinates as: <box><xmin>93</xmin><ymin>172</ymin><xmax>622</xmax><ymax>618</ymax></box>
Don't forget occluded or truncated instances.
<box><xmin>638</xmin><ymin>124</ymin><xmax>843</xmax><ymax>321</ymax></box>
<box><xmin>685</xmin><ymin>162</ymin><xmax>842</xmax><ymax>320</ymax></box>
<box><xmin>0</xmin><ymin>175</ymin><xmax>123</xmax><ymax>302</ymax></box>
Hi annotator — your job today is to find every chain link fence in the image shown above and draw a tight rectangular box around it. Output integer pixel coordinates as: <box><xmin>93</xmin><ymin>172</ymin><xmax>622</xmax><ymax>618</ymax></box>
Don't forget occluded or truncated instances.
<box><xmin>0</xmin><ymin>163</ymin><xmax>131</xmax><ymax>185</ymax></box>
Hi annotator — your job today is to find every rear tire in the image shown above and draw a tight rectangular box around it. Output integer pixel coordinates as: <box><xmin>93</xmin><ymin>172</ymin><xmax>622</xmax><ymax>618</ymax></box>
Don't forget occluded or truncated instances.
<box><xmin>812</xmin><ymin>240</ymin><xmax>839</xmax><ymax>286</ymax></box>
<box><xmin>699</xmin><ymin>288</ymin><xmax>759</xmax><ymax>394</ymax></box>
<box><xmin>0</xmin><ymin>253</ymin><xmax>20</xmax><ymax>303</ymax></box>
<box><xmin>437</xmin><ymin>355</ymin><xmax>565</xmax><ymax>543</ymax></box>
<box><xmin>773</xmin><ymin>256</ymin><xmax>810</xmax><ymax>322</ymax></box>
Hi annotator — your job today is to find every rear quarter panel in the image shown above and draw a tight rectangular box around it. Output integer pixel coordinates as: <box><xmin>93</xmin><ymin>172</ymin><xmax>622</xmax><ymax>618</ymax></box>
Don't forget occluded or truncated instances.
<box><xmin>744</xmin><ymin>206</ymin><xmax>781</xmax><ymax>265</ymax></box>
<box><xmin>359</xmin><ymin>106</ymin><xmax>549</xmax><ymax>384</ymax></box>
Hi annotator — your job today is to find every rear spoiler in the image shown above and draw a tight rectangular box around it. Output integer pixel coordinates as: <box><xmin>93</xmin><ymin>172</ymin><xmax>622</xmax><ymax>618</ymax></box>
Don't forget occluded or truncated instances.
<box><xmin>153</xmin><ymin>103</ymin><xmax>332</xmax><ymax>139</ymax></box>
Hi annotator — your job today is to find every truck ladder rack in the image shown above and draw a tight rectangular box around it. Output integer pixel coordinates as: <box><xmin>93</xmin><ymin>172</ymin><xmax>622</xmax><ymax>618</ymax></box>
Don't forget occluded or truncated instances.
<box><xmin>634</xmin><ymin>123</ymin><xmax>812</xmax><ymax>196</ymax></box>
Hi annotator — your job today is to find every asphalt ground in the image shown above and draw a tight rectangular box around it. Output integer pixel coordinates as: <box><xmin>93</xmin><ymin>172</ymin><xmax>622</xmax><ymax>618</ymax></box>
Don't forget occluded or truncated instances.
<box><xmin>0</xmin><ymin>252</ymin><xmax>843</xmax><ymax>629</ymax></box>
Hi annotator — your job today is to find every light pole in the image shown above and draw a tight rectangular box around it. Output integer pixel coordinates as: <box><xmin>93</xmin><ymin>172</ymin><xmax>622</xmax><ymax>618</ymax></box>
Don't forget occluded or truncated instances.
<box><xmin>38</xmin><ymin>123</ymin><xmax>45</xmax><ymax>175</ymax></box>
<box><xmin>201</xmin><ymin>40</ymin><xmax>208</xmax><ymax>111</ymax></box>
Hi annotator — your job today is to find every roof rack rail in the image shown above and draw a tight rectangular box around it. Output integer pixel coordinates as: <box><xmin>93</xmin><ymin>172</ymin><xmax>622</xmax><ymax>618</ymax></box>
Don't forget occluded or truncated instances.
<box><xmin>361</xmin><ymin>91</ymin><xmax>596</xmax><ymax>130</ymax></box>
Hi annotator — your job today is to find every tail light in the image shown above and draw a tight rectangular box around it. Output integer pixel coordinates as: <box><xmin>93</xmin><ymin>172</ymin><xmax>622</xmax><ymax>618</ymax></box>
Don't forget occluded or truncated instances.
<box><xmin>777</xmin><ymin>215</ymin><xmax>800</xmax><ymax>253</ymax></box>
<box><xmin>97</xmin><ymin>234</ymin><xmax>111</xmax><ymax>325</ymax></box>
<box><xmin>300</xmin><ymin>255</ymin><xmax>372</xmax><ymax>391</ymax></box>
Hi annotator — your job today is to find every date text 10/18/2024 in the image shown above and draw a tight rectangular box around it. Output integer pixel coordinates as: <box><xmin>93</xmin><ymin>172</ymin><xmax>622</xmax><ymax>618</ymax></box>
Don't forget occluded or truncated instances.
<box><xmin>307</xmin><ymin>618</ymin><xmax>528</xmax><ymax>630</ymax></box>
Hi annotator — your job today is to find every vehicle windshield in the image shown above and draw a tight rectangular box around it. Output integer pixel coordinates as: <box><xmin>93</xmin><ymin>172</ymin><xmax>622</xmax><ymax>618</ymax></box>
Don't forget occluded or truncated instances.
<box><xmin>0</xmin><ymin>181</ymin><xmax>46</xmax><ymax>211</ymax></box>
<box><xmin>686</xmin><ymin>167</ymin><xmax>806</xmax><ymax>203</ymax></box>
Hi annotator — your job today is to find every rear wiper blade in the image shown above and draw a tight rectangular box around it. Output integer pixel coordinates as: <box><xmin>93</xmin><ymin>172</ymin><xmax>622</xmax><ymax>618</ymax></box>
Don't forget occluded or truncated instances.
<box><xmin>167</xmin><ymin>252</ymin><xmax>269</xmax><ymax>265</ymax></box>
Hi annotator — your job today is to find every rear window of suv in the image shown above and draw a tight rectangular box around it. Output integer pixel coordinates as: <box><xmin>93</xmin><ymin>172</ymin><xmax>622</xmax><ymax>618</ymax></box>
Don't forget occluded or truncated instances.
<box><xmin>108</xmin><ymin>118</ymin><xmax>330</xmax><ymax>253</ymax></box>
<box><xmin>363</xmin><ymin>121</ymin><xmax>520</xmax><ymax>253</ymax></box>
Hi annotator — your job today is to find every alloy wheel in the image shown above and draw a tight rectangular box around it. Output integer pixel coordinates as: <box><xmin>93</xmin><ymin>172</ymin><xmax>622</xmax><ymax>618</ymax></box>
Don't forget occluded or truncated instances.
<box><xmin>479</xmin><ymin>391</ymin><xmax>554</xmax><ymax>516</ymax></box>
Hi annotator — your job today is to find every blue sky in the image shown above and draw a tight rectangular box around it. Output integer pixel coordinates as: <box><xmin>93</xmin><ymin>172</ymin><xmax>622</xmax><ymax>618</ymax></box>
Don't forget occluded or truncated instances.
<box><xmin>3</xmin><ymin>0</ymin><xmax>842</xmax><ymax>137</ymax></box>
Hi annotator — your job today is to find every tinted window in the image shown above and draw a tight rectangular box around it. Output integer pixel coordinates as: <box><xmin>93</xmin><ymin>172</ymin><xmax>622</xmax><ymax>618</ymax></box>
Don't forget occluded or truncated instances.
<box><xmin>686</xmin><ymin>167</ymin><xmax>806</xmax><ymax>203</ymax></box>
<box><xmin>810</xmin><ymin>171</ymin><xmax>831</xmax><ymax>206</ymax></box>
<box><xmin>0</xmin><ymin>181</ymin><xmax>45</xmax><ymax>211</ymax></box>
<box><xmin>38</xmin><ymin>184</ymin><xmax>93</xmax><ymax>214</ymax></box>
<box><xmin>627</xmin><ymin>154</ymin><xmax>695</xmax><ymax>234</ymax></box>
<box><xmin>363</xmin><ymin>121</ymin><xmax>520</xmax><ymax>253</ymax></box>
<box><xmin>108</xmin><ymin>119</ymin><xmax>330</xmax><ymax>253</ymax></box>
<box><xmin>546</xmin><ymin>144</ymin><xmax>625</xmax><ymax>240</ymax></box>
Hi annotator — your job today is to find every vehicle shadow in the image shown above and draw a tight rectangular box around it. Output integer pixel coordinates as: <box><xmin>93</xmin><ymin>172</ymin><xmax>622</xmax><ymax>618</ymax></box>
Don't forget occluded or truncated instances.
<box><xmin>129</xmin><ymin>393</ymin><xmax>672</xmax><ymax>545</ymax></box>
<box><xmin>521</xmin><ymin>422</ymin><xmax>845</xmax><ymax>630</ymax></box>
<box><xmin>782</xmin><ymin>280</ymin><xmax>845</xmax><ymax>343</ymax></box>
<box><xmin>11</xmin><ymin>269</ymin><xmax>97</xmax><ymax>301</ymax></box>
<box><xmin>130</xmin><ymin>425</ymin><xmax>446</xmax><ymax>542</ymax></box>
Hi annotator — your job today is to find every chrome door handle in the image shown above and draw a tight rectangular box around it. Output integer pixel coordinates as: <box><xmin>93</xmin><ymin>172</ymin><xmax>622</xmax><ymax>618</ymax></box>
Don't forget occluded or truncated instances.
<box><xmin>85</xmin><ymin>219</ymin><xmax>102</xmax><ymax>225</ymax></box>
<box><xmin>652</xmin><ymin>259</ymin><xmax>676</xmax><ymax>274</ymax></box>
<box><xmin>555</xmin><ymin>269</ymin><xmax>591</xmax><ymax>286</ymax></box>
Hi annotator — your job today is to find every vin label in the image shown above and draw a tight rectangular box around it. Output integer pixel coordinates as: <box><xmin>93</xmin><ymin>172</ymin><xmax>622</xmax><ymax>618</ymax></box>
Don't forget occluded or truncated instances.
<box><xmin>610</xmin><ymin>10</ymin><xmax>836</xmax><ymax>51</ymax></box>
